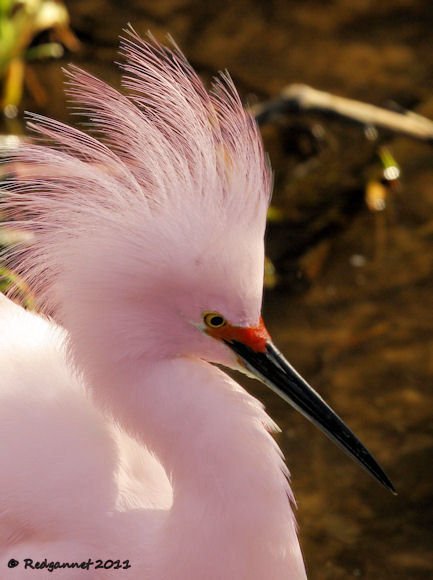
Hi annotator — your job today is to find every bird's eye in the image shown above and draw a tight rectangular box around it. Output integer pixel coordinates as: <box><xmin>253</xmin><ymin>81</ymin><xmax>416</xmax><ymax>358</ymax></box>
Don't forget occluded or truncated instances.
<box><xmin>203</xmin><ymin>311</ymin><xmax>227</xmax><ymax>329</ymax></box>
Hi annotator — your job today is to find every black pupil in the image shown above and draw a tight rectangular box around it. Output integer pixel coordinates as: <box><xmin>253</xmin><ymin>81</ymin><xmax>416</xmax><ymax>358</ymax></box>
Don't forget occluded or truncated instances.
<box><xmin>210</xmin><ymin>316</ymin><xmax>224</xmax><ymax>327</ymax></box>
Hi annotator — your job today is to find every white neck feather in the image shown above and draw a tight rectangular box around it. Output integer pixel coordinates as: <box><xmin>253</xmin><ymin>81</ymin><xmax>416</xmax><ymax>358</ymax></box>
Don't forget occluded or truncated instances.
<box><xmin>89</xmin><ymin>357</ymin><xmax>306</xmax><ymax>579</ymax></box>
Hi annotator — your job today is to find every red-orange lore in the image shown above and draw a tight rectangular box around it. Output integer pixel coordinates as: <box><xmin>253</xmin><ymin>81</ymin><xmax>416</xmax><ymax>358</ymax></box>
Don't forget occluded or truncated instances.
<box><xmin>205</xmin><ymin>317</ymin><xmax>270</xmax><ymax>353</ymax></box>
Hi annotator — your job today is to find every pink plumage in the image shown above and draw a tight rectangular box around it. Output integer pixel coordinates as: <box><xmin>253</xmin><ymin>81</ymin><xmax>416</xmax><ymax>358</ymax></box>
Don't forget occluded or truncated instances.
<box><xmin>0</xmin><ymin>27</ymin><xmax>394</xmax><ymax>580</ymax></box>
<box><xmin>0</xmin><ymin>29</ymin><xmax>307</xmax><ymax>579</ymax></box>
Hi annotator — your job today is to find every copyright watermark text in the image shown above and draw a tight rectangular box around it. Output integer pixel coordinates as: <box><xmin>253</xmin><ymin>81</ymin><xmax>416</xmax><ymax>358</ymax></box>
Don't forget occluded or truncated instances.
<box><xmin>7</xmin><ymin>558</ymin><xmax>131</xmax><ymax>572</ymax></box>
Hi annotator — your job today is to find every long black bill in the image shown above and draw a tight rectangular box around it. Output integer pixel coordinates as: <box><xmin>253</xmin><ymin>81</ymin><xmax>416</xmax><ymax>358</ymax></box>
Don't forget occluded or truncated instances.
<box><xmin>226</xmin><ymin>339</ymin><xmax>396</xmax><ymax>494</ymax></box>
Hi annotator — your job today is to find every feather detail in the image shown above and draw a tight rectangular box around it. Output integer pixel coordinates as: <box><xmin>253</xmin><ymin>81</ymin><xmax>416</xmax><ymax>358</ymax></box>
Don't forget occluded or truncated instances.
<box><xmin>1</xmin><ymin>30</ymin><xmax>271</xmax><ymax>313</ymax></box>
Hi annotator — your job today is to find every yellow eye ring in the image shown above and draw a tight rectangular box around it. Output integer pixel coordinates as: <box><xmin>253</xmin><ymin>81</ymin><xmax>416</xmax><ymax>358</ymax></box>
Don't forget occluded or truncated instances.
<box><xmin>203</xmin><ymin>311</ymin><xmax>227</xmax><ymax>329</ymax></box>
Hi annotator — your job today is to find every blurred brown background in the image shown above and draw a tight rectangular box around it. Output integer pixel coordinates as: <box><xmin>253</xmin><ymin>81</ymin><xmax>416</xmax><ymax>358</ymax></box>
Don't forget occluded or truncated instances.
<box><xmin>3</xmin><ymin>1</ymin><xmax>433</xmax><ymax>578</ymax></box>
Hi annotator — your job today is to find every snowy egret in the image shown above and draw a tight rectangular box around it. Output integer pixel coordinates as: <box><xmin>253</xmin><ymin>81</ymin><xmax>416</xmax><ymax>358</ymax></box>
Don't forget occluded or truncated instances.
<box><xmin>0</xmin><ymin>30</ymin><xmax>394</xmax><ymax>579</ymax></box>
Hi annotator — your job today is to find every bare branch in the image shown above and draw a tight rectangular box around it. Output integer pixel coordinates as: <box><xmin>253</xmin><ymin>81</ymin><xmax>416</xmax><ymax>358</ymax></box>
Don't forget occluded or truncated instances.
<box><xmin>251</xmin><ymin>84</ymin><xmax>433</xmax><ymax>143</ymax></box>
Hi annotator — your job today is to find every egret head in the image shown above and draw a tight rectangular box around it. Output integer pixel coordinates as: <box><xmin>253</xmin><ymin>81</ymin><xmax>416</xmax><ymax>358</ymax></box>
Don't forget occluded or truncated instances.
<box><xmin>2</xmin><ymin>30</ymin><xmax>270</xmax><ymax>368</ymax></box>
<box><xmin>2</xmin><ymin>29</ymin><xmax>394</xmax><ymax>494</ymax></box>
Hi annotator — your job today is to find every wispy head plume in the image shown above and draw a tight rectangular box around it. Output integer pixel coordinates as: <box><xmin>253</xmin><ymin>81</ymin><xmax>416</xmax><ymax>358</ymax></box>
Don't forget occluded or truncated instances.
<box><xmin>1</xmin><ymin>28</ymin><xmax>271</xmax><ymax>316</ymax></box>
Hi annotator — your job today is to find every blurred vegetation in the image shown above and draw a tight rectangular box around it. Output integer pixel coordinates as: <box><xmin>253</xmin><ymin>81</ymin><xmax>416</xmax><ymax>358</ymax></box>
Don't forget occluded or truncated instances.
<box><xmin>0</xmin><ymin>263</ymin><xmax>34</xmax><ymax>308</ymax></box>
<box><xmin>0</xmin><ymin>0</ymin><xmax>79</xmax><ymax>116</ymax></box>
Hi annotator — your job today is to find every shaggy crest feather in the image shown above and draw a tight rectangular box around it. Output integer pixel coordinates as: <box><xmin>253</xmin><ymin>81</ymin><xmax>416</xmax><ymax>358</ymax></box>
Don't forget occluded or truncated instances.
<box><xmin>1</xmin><ymin>28</ymin><xmax>271</xmax><ymax>315</ymax></box>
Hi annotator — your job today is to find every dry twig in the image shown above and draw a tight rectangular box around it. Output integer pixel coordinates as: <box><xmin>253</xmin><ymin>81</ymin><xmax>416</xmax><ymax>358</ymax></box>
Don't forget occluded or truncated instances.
<box><xmin>252</xmin><ymin>84</ymin><xmax>433</xmax><ymax>143</ymax></box>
